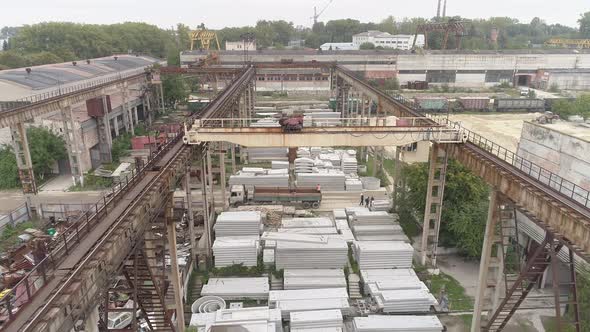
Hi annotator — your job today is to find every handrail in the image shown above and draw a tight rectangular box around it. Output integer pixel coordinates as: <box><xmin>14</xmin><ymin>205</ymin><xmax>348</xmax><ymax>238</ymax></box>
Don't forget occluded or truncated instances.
<box><xmin>0</xmin><ymin>68</ymin><xmax>147</xmax><ymax>113</ymax></box>
<box><xmin>428</xmin><ymin>115</ymin><xmax>590</xmax><ymax>210</ymax></box>
<box><xmin>335</xmin><ymin>64</ymin><xmax>590</xmax><ymax>211</ymax></box>
<box><xmin>0</xmin><ymin>128</ymin><xmax>183</xmax><ymax>329</ymax></box>
<box><xmin>194</xmin><ymin>116</ymin><xmax>449</xmax><ymax>128</ymax></box>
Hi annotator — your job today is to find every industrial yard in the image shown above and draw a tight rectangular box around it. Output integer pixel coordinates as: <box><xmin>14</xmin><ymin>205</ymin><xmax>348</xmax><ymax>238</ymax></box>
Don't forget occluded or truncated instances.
<box><xmin>1</xmin><ymin>2</ymin><xmax>590</xmax><ymax>332</ymax></box>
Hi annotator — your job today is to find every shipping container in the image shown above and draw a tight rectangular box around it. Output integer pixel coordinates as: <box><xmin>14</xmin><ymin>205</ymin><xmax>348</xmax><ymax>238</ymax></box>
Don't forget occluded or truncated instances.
<box><xmin>494</xmin><ymin>98</ymin><xmax>545</xmax><ymax>112</ymax></box>
<box><xmin>414</xmin><ymin>97</ymin><xmax>448</xmax><ymax>111</ymax></box>
<box><xmin>458</xmin><ymin>97</ymin><xmax>491</xmax><ymax>111</ymax></box>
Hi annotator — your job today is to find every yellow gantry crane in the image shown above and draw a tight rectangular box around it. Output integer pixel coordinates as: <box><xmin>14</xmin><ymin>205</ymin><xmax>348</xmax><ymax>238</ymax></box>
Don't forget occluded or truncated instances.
<box><xmin>545</xmin><ymin>38</ymin><xmax>590</xmax><ymax>49</ymax></box>
<box><xmin>190</xmin><ymin>29</ymin><xmax>221</xmax><ymax>51</ymax></box>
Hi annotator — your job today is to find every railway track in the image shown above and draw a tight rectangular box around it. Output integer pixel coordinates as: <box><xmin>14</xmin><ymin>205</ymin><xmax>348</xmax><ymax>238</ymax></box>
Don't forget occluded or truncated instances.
<box><xmin>1</xmin><ymin>66</ymin><xmax>256</xmax><ymax>332</ymax></box>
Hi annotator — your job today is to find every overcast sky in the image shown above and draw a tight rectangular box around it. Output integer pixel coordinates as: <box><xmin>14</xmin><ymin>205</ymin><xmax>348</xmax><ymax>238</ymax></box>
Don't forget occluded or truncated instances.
<box><xmin>2</xmin><ymin>0</ymin><xmax>589</xmax><ymax>29</ymax></box>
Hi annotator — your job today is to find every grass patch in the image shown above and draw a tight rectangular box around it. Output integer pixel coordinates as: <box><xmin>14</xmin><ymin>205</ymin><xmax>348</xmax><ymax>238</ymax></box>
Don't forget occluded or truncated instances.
<box><xmin>68</xmin><ymin>174</ymin><xmax>113</xmax><ymax>191</ymax></box>
<box><xmin>542</xmin><ymin>316</ymin><xmax>578</xmax><ymax>332</ymax></box>
<box><xmin>422</xmin><ymin>272</ymin><xmax>474</xmax><ymax>311</ymax></box>
<box><xmin>0</xmin><ymin>219</ymin><xmax>43</xmax><ymax>253</ymax></box>
<box><xmin>348</xmin><ymin>245</ymin><xmax>360</xmax><ymax>275</ymax></box>
<box><xmin>460</xmin><ymin>314</ymin><xmax>473</xmax><ymax>327</ymax></box>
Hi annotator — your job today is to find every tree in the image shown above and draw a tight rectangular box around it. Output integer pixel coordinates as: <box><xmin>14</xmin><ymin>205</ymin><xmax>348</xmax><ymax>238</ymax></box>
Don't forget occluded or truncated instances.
<box><xmin>162</xmin><ymin>75</ymin><xmax>188</xmax><ymax>106</ymax></box>
<box><xmin>359</xmin><ymin>42</ymin><xmax>375</xmax><ymax>50</ymax></box>
<box><xmin>2</xmin><ymin>40</ymin><xmax>8</xmax><ymax>51</ymax></box>
<box><xmin>397</xmin><ymin>159</ymin><xmax>490</xmax><ymax>257</ymax></box>
<box><xmin>0</xmin><ymin>146</ymin><xmax>20</xmax><ymax>189</ymax></box>
<box><xmin>579</xmin><ymin>12</ymin><xmax>590</xmax><ymax>38</ymax></box>
<box><xmin>26</xmin><ymin>127</ymin><xmax>67</xmax><ymax>181</ymax></box>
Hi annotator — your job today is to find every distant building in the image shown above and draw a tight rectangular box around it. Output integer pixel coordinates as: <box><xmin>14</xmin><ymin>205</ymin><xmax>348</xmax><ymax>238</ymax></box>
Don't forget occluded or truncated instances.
<box><xmin>225</xmin><ymin>41</ymin><xmax>257</xmax><ymax>51</ymax></box>
<box><xmin>353</xmin><ymin>31</ymin><xmax>425</xmax><ymax>50</ymax></box>
<box><xmin>319</xmin><ymin>42</ymin><xmax>358</xmax><ymax>51</ymax></box>
<box><xmin>287</xmin><ymin>39</ymin><xmax>306</xmax><ymax>49</ymax></box>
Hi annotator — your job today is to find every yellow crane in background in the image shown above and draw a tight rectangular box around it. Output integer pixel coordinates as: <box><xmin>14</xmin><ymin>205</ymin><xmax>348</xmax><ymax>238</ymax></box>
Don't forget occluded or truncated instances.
<box><xmin>190</xmin><ymin>29</ymin><xmax>221</xmax><ymax>51</ymax></box>
<box><xmin>545</xmin><ymin>38</ymin><xmax>590</xmax><ymax>49</ymax></box>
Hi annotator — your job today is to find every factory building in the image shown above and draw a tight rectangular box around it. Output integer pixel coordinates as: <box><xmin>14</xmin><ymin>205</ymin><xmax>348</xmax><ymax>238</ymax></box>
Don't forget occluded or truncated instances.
<box><xmin>225</xmin><ymin>40</ymin><xmax>257</xmax><ymax>51</ymax></box>
<box><xmin>0</xmin><ymin>54</ymin><xmax>163</xmax><ymax>178</ymax></box>
<box><xmin>352</xmin><ymin>31</ymin><xmax>425</xmax><ymax>50</ymax></box>
<box><xmin>181</xmin><ymin>50</ymin><xmax>590</xmax><ymax>90</ymax></box>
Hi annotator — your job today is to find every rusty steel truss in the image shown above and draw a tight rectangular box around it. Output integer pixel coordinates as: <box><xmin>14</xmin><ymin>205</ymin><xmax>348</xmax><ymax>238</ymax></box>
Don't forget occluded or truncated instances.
<box><xmin>413</xmin><ymin>20</ymin><xmax>466</xmax><ymax>50</ymax></box>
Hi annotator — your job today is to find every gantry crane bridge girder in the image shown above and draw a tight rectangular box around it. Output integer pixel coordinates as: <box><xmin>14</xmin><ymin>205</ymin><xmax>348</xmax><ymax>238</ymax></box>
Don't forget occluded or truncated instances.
<box><xmin>413</xmin><ymin>20</ymin><xmax>466</xmax><ymax>50</ymax></box>
<box><xmin>190</xmin><ymin>29</ymin><xmax>221</xmax><ymax>51</ymax></box>
<box><xmin>3</xmin><ymin>62</ymin><xmax>590</xmax><ymax>332</ymax></box>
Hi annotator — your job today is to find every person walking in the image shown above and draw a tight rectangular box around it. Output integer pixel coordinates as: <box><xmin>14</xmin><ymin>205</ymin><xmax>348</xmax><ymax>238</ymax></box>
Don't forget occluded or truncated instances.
<box><xmin>360</xmin><ymin>193</ymin><xmax>365</xmax><ymax>206</ymax></box>
<box><xmin>370</xmin><ymin>196</ymin><xmax>375</xmax><ymax>208</ymax></box>
<box><xmin>365</xmin><ymin>197</ymin><xmax>370</xmax><ymax>208</ymax></box>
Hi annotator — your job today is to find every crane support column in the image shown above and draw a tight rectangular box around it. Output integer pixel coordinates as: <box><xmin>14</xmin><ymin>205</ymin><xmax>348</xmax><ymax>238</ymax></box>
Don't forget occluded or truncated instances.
<box><xmin>11</xmin><ymin>122</ymin><xmax>37</xmax><ymax>196</ymax></box>
<box><xmin>185</xmin><ymin>163</ymin><xmax>197</xmax><ymax>263</ymax></box>
<box><xmin>166</xmin><ymin>200</ymin><xmax>185</xmax><ymax>331</ymax></box>
<box><xmin>420</xmin><ymin>143</ymin><xmax>448</xmax><ymax>268</ymax></box>
<box><xmin>199</xmin><ymin>151</ymin><xmax>212</xmax><ymax>258</ymax></box>
<box><xmin>471</xmin><ymin>190</ymin><xmax>499</xmax><ymax>331</ymax></box>
<box><xmin>60</xmin><ymin>101</ymin><xmax>84</xmax><ymax>186</ymax></box>
<box><xmin>219</xmin><ymin>144</ymin><xmax>228</xmax><ymax>209</ymax></box>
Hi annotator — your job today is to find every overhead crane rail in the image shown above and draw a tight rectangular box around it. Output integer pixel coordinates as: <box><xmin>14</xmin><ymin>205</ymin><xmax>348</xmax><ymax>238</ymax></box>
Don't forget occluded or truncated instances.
<box><xmin>1</xmin><ymin>67</ymin><xmax>257</xmax><ymax>332</ymax></box>
<box><xmin>335</xmin><ymin>64</ymin><xmax>590</xmax><ymax>215</ymax></box>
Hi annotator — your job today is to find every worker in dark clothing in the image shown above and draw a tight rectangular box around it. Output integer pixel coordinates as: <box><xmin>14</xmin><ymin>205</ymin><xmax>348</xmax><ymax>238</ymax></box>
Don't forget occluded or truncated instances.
<box><xmin>370</xmin><ymin>196</ymin><xmax>375</xmax><ymax>208</ymax></box>
<box><xmin>360</xmin><ymin>194</ymin><xmax>365</xmax><ymax>206</ymax></box>
<box><xmin>365</xmin><ymin>197</ymin><xmax>370</xmax><ymax>208</ymax></box>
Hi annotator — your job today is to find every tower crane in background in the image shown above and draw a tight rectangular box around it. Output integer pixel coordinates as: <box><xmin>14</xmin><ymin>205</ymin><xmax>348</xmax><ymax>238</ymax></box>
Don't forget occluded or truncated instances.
<box><xmin>312</xmin><ymin>0</ymin><xmax>334</xmax><ymax>25</ymax></box>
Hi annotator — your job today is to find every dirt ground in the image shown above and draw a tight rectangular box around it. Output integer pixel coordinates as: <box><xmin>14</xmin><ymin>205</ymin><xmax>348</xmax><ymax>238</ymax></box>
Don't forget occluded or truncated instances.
<box><xmin>448</xmin><ymin>113</ymin><xmax>541</xmax><ymax>151</ymax></box>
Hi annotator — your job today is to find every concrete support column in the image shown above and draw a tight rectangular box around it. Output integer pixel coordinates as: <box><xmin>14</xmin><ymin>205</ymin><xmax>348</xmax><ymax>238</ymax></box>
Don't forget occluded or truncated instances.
<box><xmin>185</xmin><ymin>165</ymin><xmax>197</xmax><ymax>263</ymax></box>
<box><xmin>420</xmin><ymin>144</ymin><xmax>448</xmax><ymax>268</ymax></box>
<box><xmin>60</xmin><ymin>102</ymin><xmax>84</xmax><ymax>186</ymax></box>
<box><xmin>230</xmin><ymin>144</ymin><xmax>237</xmax><ymax>174</ymax></box>
<box><xmin>97</xmin><ymin>94</ymin><xmax>113</xmax><ymax>163</ymax></box>
<box><xmin>11</xmin><ymin>122</ymin><xmax>37</xmax><ymax>212</ymax></box>
<box><xmin>166</xmin><ymin>202</ymin><xmax>185</xmax><ymax>331</ymax></box>
<box><xmin>122</xmin><ymin>83</ymin><xmax>134</xmax><ymax>136</ymax></box>
<box><xmin>472</xmin><ymin>190</ymin><xmax>498</xmax><ymax>332</ymax></box>
<box><xmin>84</xmin><ymin>305</ymin><xmax>100</xmax><ymax>332</ymax></box>
<box><xmin>392</xmin><ymin>147</ymin><xmax>402</xmax><ymax>211</ymax></box>
<box><xmin>219</xmin><ymin>145</ymin><xmax>228</xmax><ymax>209</ymax></box>
<box><xmin>113</xmin><ymin>116</ymin><xmax>120</xmax><ymax>137</ymax></box>
<box><xmin>206</xmin><ymin>147</ymin><xmax>215</xmax><ymax>213</ymax></box>
<box><xmin>200</xmin><ymin>153</ymin><xmax>212</xmax><ymax>258</ymax></box>
<box><xmin>133</xmin><ymin>106</ymin><xmax>139</xmax><ymax>125</ymax></box>
<box><xmin>145</xmin><ymin>95</ymin><xmax>153</xmax><ymax>126</ymax></box>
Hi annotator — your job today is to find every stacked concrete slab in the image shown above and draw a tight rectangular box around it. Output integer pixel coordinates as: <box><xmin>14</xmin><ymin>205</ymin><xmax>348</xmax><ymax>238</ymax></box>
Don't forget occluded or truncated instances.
<box><xmin>275</xmin><ymin>236</ymin><xmax>348</xmax><ymax>269</ymax></box>
<box><xmin>214</xmin><ymin>211</ymin><xmax>262</xmax><ymax>237</ymax></box>
<box><xmin>290</xmin><ymin>309</ymin><xmax>343</xmax><ymax>331</ymax></box>
<box><xmin>297</xmin><ymin>171</ymin><xmax>346</xmax><ymax>191</ymax></box>
<box><xmin>268</xmin><ymin>288</ymin><xmax>351</xmax><ymax>319</ymax></box>
<box><xmin>353</xmin><ymin>241</ymin><xmax>413</xmax><ymax>269</ymax></box>
<box><xmin>283</xmin><ymin>269</ymin><xmax>347</xmax><ymax>290</ymax></box>
<box><xmin>247</xmin><ymin>148</ymin><xmax>288</xmax><ymax>162</ymax></box>
<box><xmin>229</xmin><ymin>172</ymin><xmax>289</xmax><ymax>188</ymax></box>
<box><xmin>190</xmin><ymin>306</ymin><xmax>283</xmax><ymax>332</ymax></box>
<box><xmin>201</xmin><ymin>277</ymin><xmax>269</xmax><ymax>300</ymax></box>
<box><xmin>352</xmin><ymin>315</ymin><xmax>443</xmax><ymax>332</ymax></box>
<box><xmin>212</xmin><ymin>236</ymin><xmax>259</xmax><ymax>267</ymax></box>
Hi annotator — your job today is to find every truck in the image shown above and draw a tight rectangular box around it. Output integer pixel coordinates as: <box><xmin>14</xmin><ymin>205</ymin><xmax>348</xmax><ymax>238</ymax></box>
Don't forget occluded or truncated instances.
<box><xmin>229</xmin><ymin>185</ymin><xmax>322</xmax><ymax>208</ymax></box>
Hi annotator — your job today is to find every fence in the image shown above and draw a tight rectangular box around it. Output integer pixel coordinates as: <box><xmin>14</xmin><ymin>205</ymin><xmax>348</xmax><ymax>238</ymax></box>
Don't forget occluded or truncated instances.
<box><xmin>0</xmin><ymin>203</ymin><xmax>31</xmax><ymax>234</ymax></box>
<box><xmin>38</xmin><ymin>203</ymin><xmax>95</xmax><ymax>220</ymax></box>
